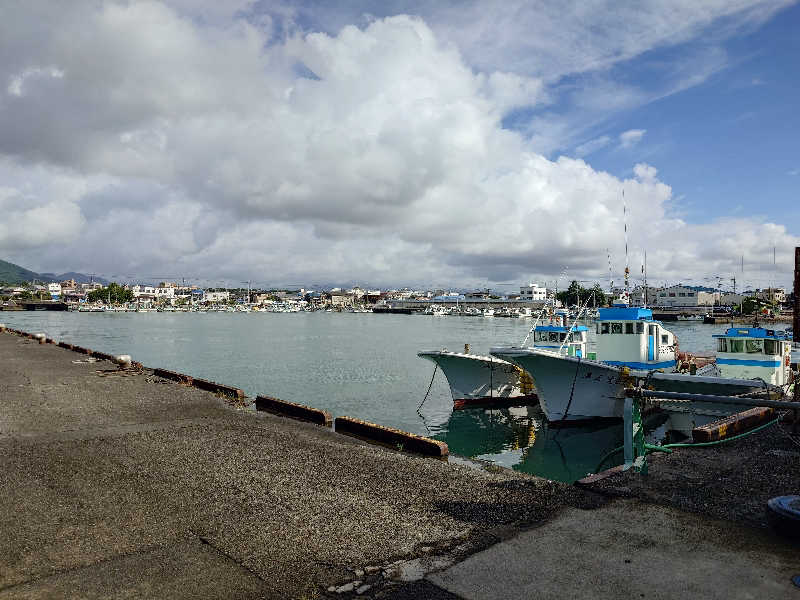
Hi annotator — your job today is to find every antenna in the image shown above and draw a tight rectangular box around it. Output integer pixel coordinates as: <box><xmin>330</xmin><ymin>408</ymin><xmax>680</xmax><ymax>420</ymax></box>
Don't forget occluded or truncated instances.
<box><xmin>623</xmin><ymin>189</ymin><xmax>630</xmax><ymax>300</ymax></box>
<box><xmin>607</xmin><ymin>248</ymin><xmax>613</xmax><ymax>294</ymax></box>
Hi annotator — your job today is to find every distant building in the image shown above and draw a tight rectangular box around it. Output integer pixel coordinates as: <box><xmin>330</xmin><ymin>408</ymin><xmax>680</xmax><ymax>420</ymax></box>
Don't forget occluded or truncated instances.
<box><xmin>204</xmin><ymin>291</ymin><xmax>229</xmax><ymax>303</ymax></box>
<box><xmin>47</xmin><ymin>283</ymin><xmax>62</xmax><ymax>299</ymax></box>
<box><xmin>653</xmin><ymin>285</ymin><xmax>718</xmax><ymax>307</ymax></box>
<box><xmin>754</xmin><ymin>287</ymin><xmax>786</xmax><ymax>304</ymax></box>
<box><xmin>719</xmin><ymin>293</ymin><xmax>745</xmax><ymax>306</ymax></box>
<box><xmin>519</xmin><ymin>283</ymin><xmax>547</xmax><ymax>302</ymax></box>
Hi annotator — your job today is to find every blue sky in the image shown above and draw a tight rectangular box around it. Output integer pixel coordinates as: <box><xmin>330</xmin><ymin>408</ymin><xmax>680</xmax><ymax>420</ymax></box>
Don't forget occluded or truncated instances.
<box><xmin>569</xmin><ymin>3</ymin><xmax>800</xmax><ymax>231</ymax></box>
<box><xmin>0</xmin><ymin>1</ymin><xmax>798</xmax><ymax>290</ymax></box>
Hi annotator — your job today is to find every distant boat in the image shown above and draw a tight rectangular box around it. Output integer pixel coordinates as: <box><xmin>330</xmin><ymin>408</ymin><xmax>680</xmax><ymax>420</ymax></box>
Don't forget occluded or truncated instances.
<box><xmin>676</xmin><ymin>313</ymin><xmax>704</xmax><ymax>321</ymax></box>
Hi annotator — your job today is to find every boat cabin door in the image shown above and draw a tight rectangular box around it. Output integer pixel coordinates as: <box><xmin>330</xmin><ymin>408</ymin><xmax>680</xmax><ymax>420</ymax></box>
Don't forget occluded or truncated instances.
<box><xmin>648</xmin><ymin>324</ymin><xmax>657</xmax><ymax>361</ymax></box>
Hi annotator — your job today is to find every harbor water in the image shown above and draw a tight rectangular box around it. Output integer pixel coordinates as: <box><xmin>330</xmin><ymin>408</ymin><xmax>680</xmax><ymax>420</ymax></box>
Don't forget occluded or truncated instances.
<box><xmin>1</xmin><ymin>311</ymin><xmax>731</xmax><ymax>482</ymax></box>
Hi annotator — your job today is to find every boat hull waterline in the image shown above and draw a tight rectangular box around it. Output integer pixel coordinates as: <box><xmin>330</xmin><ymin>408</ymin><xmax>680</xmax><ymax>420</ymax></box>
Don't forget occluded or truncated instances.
<box><xmin>490</xmin><ymin>348</ymin><xmax>770</xmax><ymax>422</ymax></box>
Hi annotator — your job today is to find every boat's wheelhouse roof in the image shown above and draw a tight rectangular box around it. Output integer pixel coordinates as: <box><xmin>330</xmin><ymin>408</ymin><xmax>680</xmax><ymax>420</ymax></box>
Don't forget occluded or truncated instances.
<box><xmin>712</xmin><ymin>327</ymin><xmax>791</xmax><ymax>341</ymax></box>
<box><xmin>597</xmin><ymin>307</ymin><xmax>654</xmax><ymax>322</ymax></box>
<box><xmin>534</xmin><ymin>325</ymin><xmax>589</xmax><ymax>332</ymax></box>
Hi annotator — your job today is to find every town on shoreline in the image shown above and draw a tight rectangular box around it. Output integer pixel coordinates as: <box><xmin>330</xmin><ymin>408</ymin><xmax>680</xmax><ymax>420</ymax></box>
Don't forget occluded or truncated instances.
<box><xmin>0</xmin><ymin>277</ymin><xmax>794</xmax><ymax>318</ymax></box>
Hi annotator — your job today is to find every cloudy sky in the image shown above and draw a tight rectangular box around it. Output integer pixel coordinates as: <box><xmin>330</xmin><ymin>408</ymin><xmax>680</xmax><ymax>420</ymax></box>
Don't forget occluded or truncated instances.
<box><xmin>1</xmin><ymin>0</ymin><xmax>799</xmax><ymax>291</ymax></box>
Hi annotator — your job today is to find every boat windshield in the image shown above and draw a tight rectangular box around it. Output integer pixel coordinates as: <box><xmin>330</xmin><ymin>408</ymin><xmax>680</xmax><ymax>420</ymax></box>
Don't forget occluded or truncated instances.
<box><xmin>746</xmin><ymin>339</ymin><xmax>763</xmax><ymax>354</ymax></box>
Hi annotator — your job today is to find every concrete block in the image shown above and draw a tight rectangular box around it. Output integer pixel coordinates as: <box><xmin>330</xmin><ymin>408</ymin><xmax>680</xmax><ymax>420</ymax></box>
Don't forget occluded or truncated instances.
<box><xmin>334</xmin><ymin>417</ymin><xmax>448</xmax><ymax>457</ymax></box>
<box><xmin>153</xmin><ymin>368</ymin><xmax>193</xmax><ymax>385</ymax></box>
<box><xmin>255</xmin><ymin>395</ymin><xmax>332</xmax><ymax>426</ymax></box>
<box><xmin>191</xmin><ymin>377</ymin><xmax>245</xmax><ymax>400</ymax></box>
<box><xmin>692</xmin><ymin>407</ymin><xmax>775</xmax><ymax>443</ymax></box>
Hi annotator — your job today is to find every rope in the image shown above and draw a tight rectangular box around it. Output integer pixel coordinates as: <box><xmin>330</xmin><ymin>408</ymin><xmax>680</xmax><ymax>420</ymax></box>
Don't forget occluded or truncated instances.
<box><xmin>417</xmin><ymin>364</ymin><xmax>439</xmax><ymax>412</ymax></box>
<box><xmin>557</xmin><ymin>354</ymin><xmax>582</xmax><ymax>429</ymax></box>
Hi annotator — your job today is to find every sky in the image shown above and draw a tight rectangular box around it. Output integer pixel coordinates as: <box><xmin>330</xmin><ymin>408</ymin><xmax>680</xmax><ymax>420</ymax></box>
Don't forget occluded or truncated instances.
<box><xmin>1</xmin><ymin>0</ymin><xmax>799</xmax><ymax>292</ymax></box>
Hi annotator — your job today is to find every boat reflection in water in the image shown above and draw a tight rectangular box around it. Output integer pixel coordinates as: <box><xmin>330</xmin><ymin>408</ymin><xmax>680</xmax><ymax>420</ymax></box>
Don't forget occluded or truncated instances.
<box><xmin>430</xmin><ymin>405</ymin><xmax>631</xmax><ymax>483</ymax></box>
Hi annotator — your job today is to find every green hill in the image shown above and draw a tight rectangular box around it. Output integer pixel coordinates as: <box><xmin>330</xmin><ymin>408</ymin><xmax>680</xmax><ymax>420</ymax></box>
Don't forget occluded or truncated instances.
<box><xmin>0</xmin><ymin>259</ymin><xmax>44</xmax><ymax>284</ymax></box>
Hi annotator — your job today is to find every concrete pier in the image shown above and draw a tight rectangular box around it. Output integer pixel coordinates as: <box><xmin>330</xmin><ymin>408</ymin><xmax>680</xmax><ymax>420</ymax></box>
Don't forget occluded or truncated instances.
<box><xmin>1</xmin><ymin>330</ymin><xmax>799</xmax><ymax>599</ymax></box>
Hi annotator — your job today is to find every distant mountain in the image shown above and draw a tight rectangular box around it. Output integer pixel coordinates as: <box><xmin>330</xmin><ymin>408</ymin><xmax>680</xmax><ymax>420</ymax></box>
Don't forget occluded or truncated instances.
<box><xmin>39</xmin><ymin>271</ymin><xmax>109</xmax><ymax>285</ymax></box>
<box><xmin>0</xmin><ymin>259</ymin><xmax>108</xmax><ymax>285</ymax></box>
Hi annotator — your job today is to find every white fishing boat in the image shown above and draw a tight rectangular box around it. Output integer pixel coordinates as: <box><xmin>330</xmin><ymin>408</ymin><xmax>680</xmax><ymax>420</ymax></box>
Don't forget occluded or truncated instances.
<box><xmin>491</xmin><ymin>307</ymin><xmax>786</xmax><ymax>422</ymax></box>
<box><xmin>418</xmin><ymin>316</ymin><xmax>589</xmax><ymax>409</ymax></box>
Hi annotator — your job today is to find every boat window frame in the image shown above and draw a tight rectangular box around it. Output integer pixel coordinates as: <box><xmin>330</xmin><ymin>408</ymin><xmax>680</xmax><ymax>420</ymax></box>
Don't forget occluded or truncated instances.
<box><xmin>764</xmin><ymin>339</ymin><xmax>778</xmax><ymax>355</ymax></box>
<box><xmin>661</xmin><ymin>334</ymin><xmax>669</xmax><ymax>345</ymax></box>
<box><xmin>636</xmin><ymin>322</ymin><xmax>644</xmax><ymax>334</ymax></box>
<box><xmin>601</xmin><ymin>322</ymin><xmax>609</xmax><ymax>334</ymax></box>
<box><xmin>548</xmin><ymin>331</ymin><xmax>559</xmax><ymax>343</ymax></box>
<box><xmin>728</xmin><ymin>339</ymin><xmax>744</xmax><ymax>353</ymax></box>
<box><xmin>625</xmin><ymin>323</ymin><xmax>634</xmax><ymax>334</ymax></box>
<box><xmin>717</xmin><ymin>338</ymin><xmax>727</xmax><ymax>352</ymax></box>
<box><xmin>611</xmin><ymin>322</ymin><xmax>623</xmax><ymax>334</ymax></box>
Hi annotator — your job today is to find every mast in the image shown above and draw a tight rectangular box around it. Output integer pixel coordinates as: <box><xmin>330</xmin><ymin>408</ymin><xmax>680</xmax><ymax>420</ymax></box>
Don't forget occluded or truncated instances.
<box><xmin>643</xmin><ymin>250</ymin><xmax>647</xmax><ymax>308</ymax></box>
<box><xmin>623</xmin><ymin>189</ymin><xmax>629</xmax><ymax>301</ymax></box>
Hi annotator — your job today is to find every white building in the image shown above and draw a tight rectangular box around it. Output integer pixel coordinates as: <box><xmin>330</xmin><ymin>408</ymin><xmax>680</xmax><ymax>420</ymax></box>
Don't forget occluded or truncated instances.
<box><xmin>519</xmin><ymin>283</ymin><xmax>547</xmax><ymax>302</ymax></box>
<box><xmin>653</xmin><ymin>285</ymin><xmax>718</xmax><ymax>307</ymax></box>
<box><xmin>47</xmin><ymin>283</ymin><xmax>62</xmax><ymax>298</ymax></box>
<box><xmin>132</xmin><ymin>285</ymin><xmax>156</xmax><ymax>299</ymax></box>
<box><xmin>204</xmin><ymin>291</ymin><xmax>230</xmax><ymax>303</ymax></box>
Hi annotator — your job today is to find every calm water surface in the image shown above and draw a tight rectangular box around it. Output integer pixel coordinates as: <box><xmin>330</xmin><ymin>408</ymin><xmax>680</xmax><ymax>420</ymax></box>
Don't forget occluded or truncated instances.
<box><xmin>1</xmin><ymin>311</ymin><xmax>729</xmax><ymax>482</ymax></box>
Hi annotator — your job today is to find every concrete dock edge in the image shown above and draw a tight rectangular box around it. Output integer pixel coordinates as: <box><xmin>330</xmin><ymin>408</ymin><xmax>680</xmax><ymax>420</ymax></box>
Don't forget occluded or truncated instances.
<box><xmin>191</xmin><ymin>377</ymin><xmax>245</xmax><ymax>400</ymax></box>
<box><xmin>334</xmin><ymin>416</ymin><xmax>449</xmax><ymax>457</ymax></box>
<box><xmin>153</xmin><ymin>368</ymin><xmax>194</xmax><ymax>385</ymax></box>
<box><xmin>255</xmin><ymin>395</ymin><xmax>333</xmax><ymax>426</ymax></box>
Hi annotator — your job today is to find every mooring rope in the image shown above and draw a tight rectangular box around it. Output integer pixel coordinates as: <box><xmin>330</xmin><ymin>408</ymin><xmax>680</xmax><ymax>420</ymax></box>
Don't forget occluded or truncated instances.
<box><xmin>417</xmin><ymin>364</ymin><xmax>439</xmax><ymax>412</ymax></box>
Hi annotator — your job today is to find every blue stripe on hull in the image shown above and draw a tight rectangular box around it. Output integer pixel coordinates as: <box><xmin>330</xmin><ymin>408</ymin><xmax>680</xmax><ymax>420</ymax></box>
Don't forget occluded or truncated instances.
<box><xmin>716</xmin><ymin>358</ymin><xmax>781</xmax><ymax>367</ymax></box>
<box><xmin>602</xmin><ymin>360</ymin><xmax>677</xmax><ymax>370</ymax></box>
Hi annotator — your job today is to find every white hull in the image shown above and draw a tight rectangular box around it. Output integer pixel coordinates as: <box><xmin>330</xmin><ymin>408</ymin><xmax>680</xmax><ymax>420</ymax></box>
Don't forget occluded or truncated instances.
<box><xmin>492</xmin><ymin>349</ymin><xmax>627</xmax><ymax>421</ymax></box>
<box><xmin>491</xmin><ymin>348</ymin><xmax>771</xmax><ymax>422</ymax></box>
<box><xmin>417</xmin><ymin>351</ymin><xmax>535</xmax><ymax>407</ymax></box>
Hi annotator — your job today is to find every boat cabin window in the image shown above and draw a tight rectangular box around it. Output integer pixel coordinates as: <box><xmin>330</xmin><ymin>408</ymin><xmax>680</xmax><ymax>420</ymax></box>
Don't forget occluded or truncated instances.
<box><xmin>559</xmin><ymin>332</ymin><xmax>567</xmax><ymax>342</ymax></box>
<box><xmin>717</xmin><ymin>338</ymin><xmax>727</xmax><ymax>352</ymax></box>
<box><xmin>611</xmin><ymin>323</ymin><xmax>623</xmax><ymax>334</ymax></box>
<box><xmin>746</xmin><ymin>339</ymin><xmax>763</xmax><ymax>354</ymax></box>
<box><xmin>661</xmin><ymin>334</ymin><xmax>669</xmax><ymax>344</ymax></box>
<box><xmin>636</xmin><ymin>322</ymin><xmax>644</xmax><ymax>334</ymax></box>
<box><xmin>625</xmin><ymin>323</ymin><xmax>634</xmax><ymax>334</ymax></box>
<box><xmin>600</xmin><ymin>323</ymin><xmax>609</xmax><ymax>334</ymax></box>
<box><xmin>548</xmin><ymin>332</ymin><xmax>559</xmax><ymax>343</ymax></box>
<box><xmin>764</xmin><ymin>339</ymin><xmax>778</xmax><ymax>355</ymax></box>
<box><xmin>728</xmin><ymin>339</ymin><xmax>744</xmax><ymax>353</ymax></box>
<box><xmin>648</xmin><ymin>325</ymin><xmax>657</xmax><ymax>337</ymax></box>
